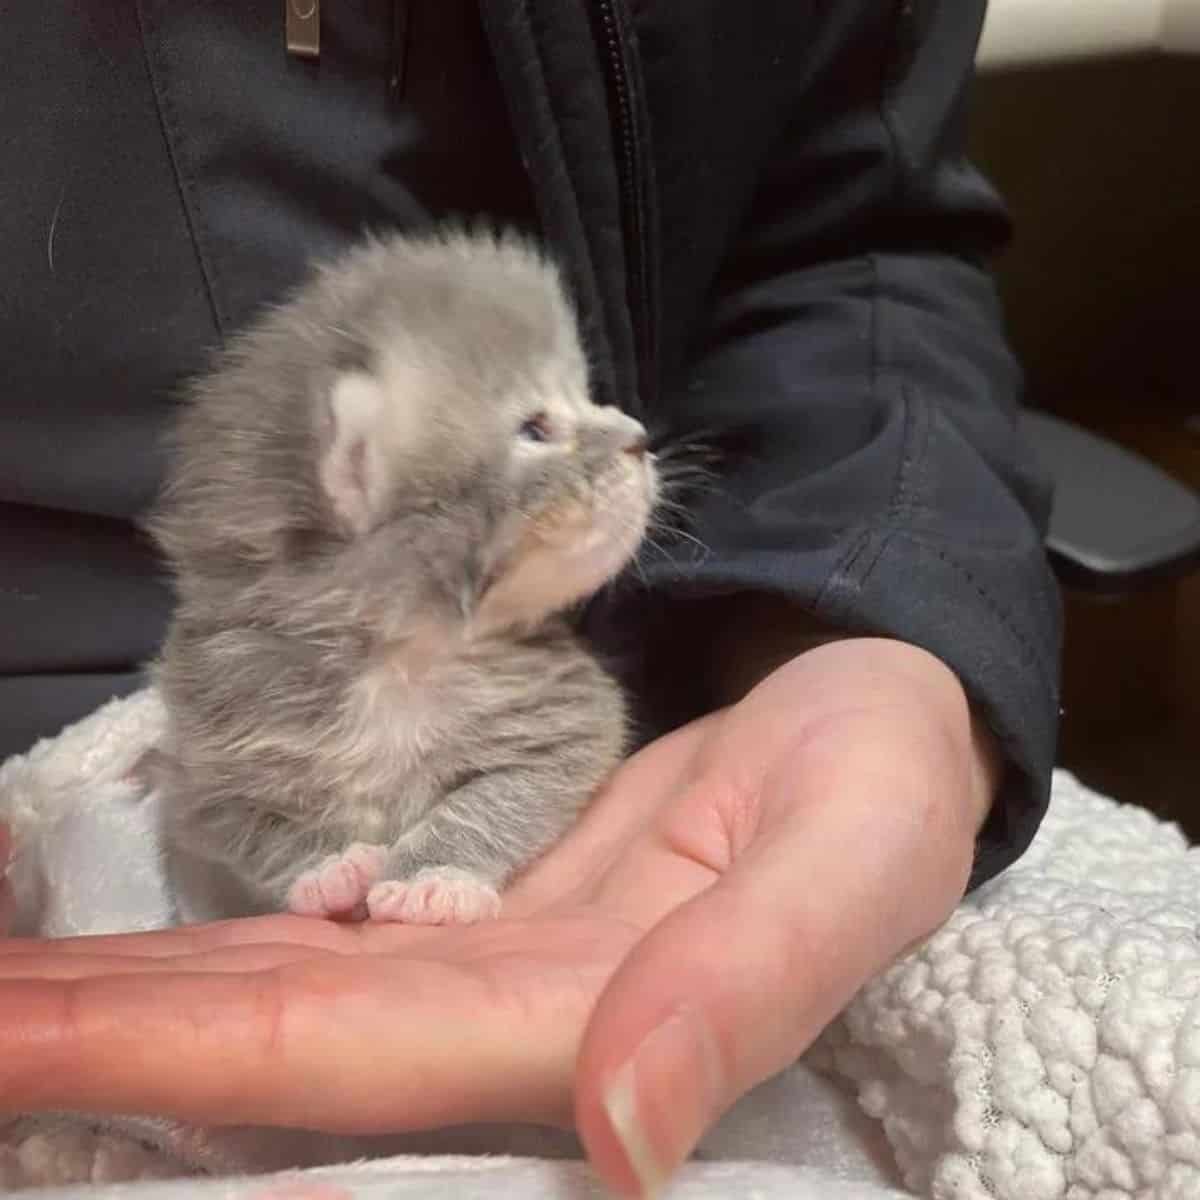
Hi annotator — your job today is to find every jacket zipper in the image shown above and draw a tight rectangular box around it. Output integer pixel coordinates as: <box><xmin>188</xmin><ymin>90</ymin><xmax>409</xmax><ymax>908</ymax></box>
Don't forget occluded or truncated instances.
<box><xmin>594</xmin><ymin>0</ymin><xmax>655</xmax><ymax>409</ymax></box>
<box><xmin>389</xmin><ymin>0</ymin><xmax>411</xmax><ymax>100</ymax></box>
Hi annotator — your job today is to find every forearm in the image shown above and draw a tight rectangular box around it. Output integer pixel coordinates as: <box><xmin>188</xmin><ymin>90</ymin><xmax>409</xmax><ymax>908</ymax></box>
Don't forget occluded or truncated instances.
<box><xmin>630</xmin><ymin>0</ymin><xmax>1057</xmax><ymax>889</ymax></box>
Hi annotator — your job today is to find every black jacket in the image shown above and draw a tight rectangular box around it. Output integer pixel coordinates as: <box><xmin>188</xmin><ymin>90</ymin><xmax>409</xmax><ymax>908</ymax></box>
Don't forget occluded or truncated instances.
<box><xmin>1</xmin><ymin>1</ymin><xmax>1060</xmax><ymax>890</ymax></box>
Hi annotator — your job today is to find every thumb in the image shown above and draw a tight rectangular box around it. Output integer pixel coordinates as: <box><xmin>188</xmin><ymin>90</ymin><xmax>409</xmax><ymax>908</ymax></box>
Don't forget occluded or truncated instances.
<box><xmin>574</xmin><ymin>742</ymin><xmax>971</xmax><ymax>1197</ymax></box>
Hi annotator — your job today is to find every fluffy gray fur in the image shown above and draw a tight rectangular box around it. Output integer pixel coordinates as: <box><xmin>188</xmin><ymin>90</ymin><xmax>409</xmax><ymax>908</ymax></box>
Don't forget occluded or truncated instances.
<box><xmin>145</xmin><ymin>227</ymin><xmax>657</xmax><ymax>925</ymax></box>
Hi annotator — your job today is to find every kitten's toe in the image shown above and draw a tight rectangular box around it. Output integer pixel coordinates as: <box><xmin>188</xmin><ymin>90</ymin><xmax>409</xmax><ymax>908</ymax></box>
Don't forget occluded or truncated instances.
<box><xmin>366</xmin><ymin>868</ymin><xmax>501</xmax><ymax>925</ymax></box>
<box><xmin>287</xmin><ymin>842</ymin><xmax>387</xmax><ymax>918</ymax></box>
<box><xmin>286</xmin><ymin>873</ymin><xmax>325</xmax><ymax>917</ymax></box>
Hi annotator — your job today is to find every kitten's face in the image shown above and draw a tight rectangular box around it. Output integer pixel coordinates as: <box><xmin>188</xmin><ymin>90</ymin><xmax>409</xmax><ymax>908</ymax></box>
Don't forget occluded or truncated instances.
<box><xmin>316</xmin><ymin>305</ymin><xmax>657</xmax><ymax>633</ymax></box>
<box><xmin>151</xmin><ymin>231</ymin><xmax>658</xmax><ymax>639</ymax></box>
<box><xmin>471</xmin><ymin>358</ymin><xmax>657</xmax><ymax>632</ymax></box>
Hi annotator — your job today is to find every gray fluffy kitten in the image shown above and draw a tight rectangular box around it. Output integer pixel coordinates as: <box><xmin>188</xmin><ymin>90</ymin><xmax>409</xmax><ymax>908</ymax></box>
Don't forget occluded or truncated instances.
<box><xmin>146</xmin><ymin>227</ymin><xmax>656</xmax><ymax>925</ymax></box>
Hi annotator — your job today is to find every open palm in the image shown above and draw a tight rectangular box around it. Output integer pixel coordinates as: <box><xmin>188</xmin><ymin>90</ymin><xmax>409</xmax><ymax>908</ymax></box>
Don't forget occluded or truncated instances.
<box><xmin>0</xmin><ymin>639</ymin><xmax>991</xmax><ymax>1196</ymax></box>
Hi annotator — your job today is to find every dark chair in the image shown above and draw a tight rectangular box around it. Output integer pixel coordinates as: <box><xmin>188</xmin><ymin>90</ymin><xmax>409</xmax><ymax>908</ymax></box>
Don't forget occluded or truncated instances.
<box><xmin>1021</xmin><ymin>409</ymin><xmax>1200</xmax><ymax>593</ymax></box>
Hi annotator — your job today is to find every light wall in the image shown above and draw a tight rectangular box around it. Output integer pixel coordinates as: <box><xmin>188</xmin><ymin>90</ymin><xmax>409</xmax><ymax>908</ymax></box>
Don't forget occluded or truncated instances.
<box><xmin>979</xmin><ymin>0</ymin><xmax>1200</xmax><ymax>68</ymax></box>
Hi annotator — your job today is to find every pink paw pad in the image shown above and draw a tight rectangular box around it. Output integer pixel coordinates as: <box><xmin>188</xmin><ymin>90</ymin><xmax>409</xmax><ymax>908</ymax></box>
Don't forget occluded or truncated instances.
<box><xmin>287</xmin><ymin>843</ymin><xmax>387</xmax><ymax>918</ymax></box>
<box><xmin>366</xmin><ymin>869</ymin><xmax>501</xmax><ymax>925</ymax></box>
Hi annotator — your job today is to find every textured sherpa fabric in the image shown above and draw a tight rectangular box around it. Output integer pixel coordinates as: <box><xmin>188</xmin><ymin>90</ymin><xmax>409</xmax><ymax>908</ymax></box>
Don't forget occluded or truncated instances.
<box><xmin>2</xmin><ymin>689</ymin><xmax>1199</xmax><ymax>1198</ymax></box>
<box><xmin>814</xmin><ymin>770</ymin><xmax>1200</xmax><ymax>1199</ymax></box>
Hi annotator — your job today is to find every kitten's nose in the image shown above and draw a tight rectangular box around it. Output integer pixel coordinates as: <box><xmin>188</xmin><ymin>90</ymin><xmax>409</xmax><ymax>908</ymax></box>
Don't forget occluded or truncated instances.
<box><xmin>623</xmin><ymin>432</ymin><xmax>648</xmax><ymax>459</ymax></box>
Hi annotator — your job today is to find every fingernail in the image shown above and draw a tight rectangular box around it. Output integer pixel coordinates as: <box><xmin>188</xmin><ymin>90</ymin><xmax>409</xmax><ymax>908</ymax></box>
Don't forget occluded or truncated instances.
<box><xmin>601</xmin><ymin>1007</ymin><xmax>724</xmax><ymax>1198</ymax></box>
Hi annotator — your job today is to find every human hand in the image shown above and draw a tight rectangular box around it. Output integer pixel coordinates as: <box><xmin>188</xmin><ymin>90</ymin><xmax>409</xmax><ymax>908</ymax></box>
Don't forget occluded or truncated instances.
<box><xmin>0</xmin><ymin>638</ymin><xmax>998</xmax><ymax>1196</ymax></box>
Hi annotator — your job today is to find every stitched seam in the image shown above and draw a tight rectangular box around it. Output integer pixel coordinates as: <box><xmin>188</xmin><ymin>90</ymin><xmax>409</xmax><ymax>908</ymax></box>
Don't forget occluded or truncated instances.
<box><xmin>869</xmin><ymin>254</ymin><xmax>929</xmax><ymax>532</ymax></box>
<box><xmin>891</xmin><ymin>529</ymin><xmax>1052</xmax><ymax>692</ymax></box>
<box><xmin>887</xmin><ymin>386</ymin><xmax>918</xmax><ymax>526</ymax></box>
<box><xmin>898</xmin><ymin>385</ymin><xmax>935</xmax><ymax>525</ymax></box>
<box><xmin>867</xmin><ymin>252</ymin><xmax>882</xmax><ymax>400</ymax></box>
<box><xmin>813</xmin><ymin>528</ymin><xmax>873</xmax><ymax>620</ymax></box>
<box><xmin>864</xmin><ymin>10</ymin><xmax>1049</xmax><ymax>687</ymax></box>
<box><xmin>870</xmin><ymin>0</ymin><xmax>928</xmax><ymax>530</ymax></box>
<box><xmin>134</xmin><ymin>0</ymin><xmax>224</xmax><ymax>337</ymax></box>
<box><xmin>847</xmin><ymin>528</ymin><xmax>894</xmax><ymax>595</ymax></box>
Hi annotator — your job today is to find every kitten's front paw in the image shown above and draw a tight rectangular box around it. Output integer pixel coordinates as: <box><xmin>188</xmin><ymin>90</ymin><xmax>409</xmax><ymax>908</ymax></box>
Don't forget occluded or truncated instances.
<box><xmin>287</xmin><ymin>842</ymin><xmax>387</xmax><ymax>918</ymax></box>
<box><xmin>366</xmin><ymin>867</ymin><xmax>501</xmax><ymax>925</ymax></box>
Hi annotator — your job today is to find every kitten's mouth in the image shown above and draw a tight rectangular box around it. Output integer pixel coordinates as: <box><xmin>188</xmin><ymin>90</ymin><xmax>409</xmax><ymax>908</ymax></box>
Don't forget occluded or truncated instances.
<box><xmin>476</xmin><ymin>455</ymin><xmax>657</xmax><ymax>632</ymax></box>
<box><xmin>538</xmin><ymin>453</ymin><xmax>657</xmax><ymax>569</ymax></box>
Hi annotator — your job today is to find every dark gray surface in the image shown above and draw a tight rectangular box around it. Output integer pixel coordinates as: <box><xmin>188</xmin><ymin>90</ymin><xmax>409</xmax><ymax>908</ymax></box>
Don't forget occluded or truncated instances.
<box><xmin>1021</xmin><ymin>409</ymin><xmax>1200</xmax><ymax>590</ymax></box>
<box><xmin>0</xmin><ymin>672</ymin><xmax>145</xmax><ymax>762</ymax></box>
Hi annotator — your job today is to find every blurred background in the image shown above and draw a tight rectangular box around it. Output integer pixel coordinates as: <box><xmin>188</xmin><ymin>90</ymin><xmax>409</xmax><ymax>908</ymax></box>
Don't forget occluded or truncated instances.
<box><xmin>971</xmin><ymin>0</ymin><xmax>1200</xmax><ymax>832</ymax></box>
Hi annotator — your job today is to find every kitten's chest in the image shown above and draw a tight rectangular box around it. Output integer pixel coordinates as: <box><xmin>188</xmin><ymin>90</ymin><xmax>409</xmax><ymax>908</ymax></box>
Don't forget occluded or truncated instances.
<box><xmin>340</xmin><ymin>633</ymin><xmax>576</xmax><ymax>786</ymax></box>
<box><xmin>324</xmin><ymin>653</ymin><xmax>463</xmax><ymax>839</ymax></box>
<box><xmin>344</xmin><ymin>649</ymin><xmax>461</xmax><ymax>773</ymax></box>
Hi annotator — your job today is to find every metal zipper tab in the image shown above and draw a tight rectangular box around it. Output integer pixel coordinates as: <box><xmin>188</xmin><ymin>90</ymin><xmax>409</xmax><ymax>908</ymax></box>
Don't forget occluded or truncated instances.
<box><xmin>286</xmin><ymin>0</ymin><xmax>320</xmax><ymax>59</ymax></box>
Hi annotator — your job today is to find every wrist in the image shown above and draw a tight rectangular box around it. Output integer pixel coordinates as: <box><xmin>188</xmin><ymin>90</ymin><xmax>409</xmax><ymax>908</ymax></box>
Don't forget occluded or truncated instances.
<box><xmin>809</xmin><ymin>634</ymin><xmax>1003</xmax><ymax>838</ymax></box>
<box><xmin>709</xmin><ymin>599</ymin><xmax>1003</xmax><ymax>833</ymax></box>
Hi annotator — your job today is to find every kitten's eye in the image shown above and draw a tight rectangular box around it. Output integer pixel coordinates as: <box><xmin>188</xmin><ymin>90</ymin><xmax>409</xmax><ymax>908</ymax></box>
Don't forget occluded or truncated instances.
<box><xmin>518</xmin><ymin>412</ymin><xmax>554</xmax><ymax>443</ymax></box>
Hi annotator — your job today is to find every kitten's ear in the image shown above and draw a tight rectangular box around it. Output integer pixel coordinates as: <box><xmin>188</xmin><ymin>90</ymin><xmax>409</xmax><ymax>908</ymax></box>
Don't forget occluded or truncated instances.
<box><xmin>318</xmin><ymin>372</ymin><xmax>388</xmax><ymax>536</ymax></box>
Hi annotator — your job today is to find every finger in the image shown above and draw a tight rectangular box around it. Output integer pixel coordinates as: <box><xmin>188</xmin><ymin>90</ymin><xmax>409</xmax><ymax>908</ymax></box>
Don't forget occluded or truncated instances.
<box><xmin>0</xmin><ymin>920</ymin><xmax>320</xmax><ymax>958</ymax></box>
<box><xmin>0</xmin><ymin>942</ymin><xmax>343</xmax><ymax>979</ymax></box>
<box><xmin>0</xmin><ymin>962</ymin><xmax>543</xmax><ymax>1130</ymax></box>
<box><xmin>0</xmin><ymin>916</ymin><xmax>627</xmax><ymax>1132</ymax></box>
<box><xmin>574</xmin><ymin>733</ymin><xmax>973</xmax><ymax>1197</ymax></box>
<box><xmin>0</xmin><ymin>913</ymin><xmax>418</xmax><ymax>959</ymax></box>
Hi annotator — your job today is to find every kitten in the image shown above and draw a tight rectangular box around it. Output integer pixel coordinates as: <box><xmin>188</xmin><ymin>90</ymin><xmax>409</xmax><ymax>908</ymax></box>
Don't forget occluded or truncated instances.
<box><xmin>145</xmin><ymin>227</ymin><xmax>657</xmax><ymax>925</ymax></box>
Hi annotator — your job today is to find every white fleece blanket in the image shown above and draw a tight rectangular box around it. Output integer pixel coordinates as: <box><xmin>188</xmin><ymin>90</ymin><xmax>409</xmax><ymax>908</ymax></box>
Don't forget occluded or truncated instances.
<box><xmin>1</xmin><ymin>689</ymin><xmax>1198</xmax><ymax>1199</ymax></box>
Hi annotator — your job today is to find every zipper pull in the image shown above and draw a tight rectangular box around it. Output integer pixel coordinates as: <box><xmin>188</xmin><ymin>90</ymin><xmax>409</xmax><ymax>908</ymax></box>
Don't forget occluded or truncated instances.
<box><xmin>286</xmin><ymin>0</ymin><xmax>320</xmax><ymax>59</ymax></box>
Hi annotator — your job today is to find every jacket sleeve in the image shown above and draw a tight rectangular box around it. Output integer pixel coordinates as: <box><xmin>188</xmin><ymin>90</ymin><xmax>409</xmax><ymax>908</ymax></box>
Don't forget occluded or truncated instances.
<box><xmin>631</xmin><ymin>0</ymin><xmax>1062</xmax><ymax>891</ymax></box>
